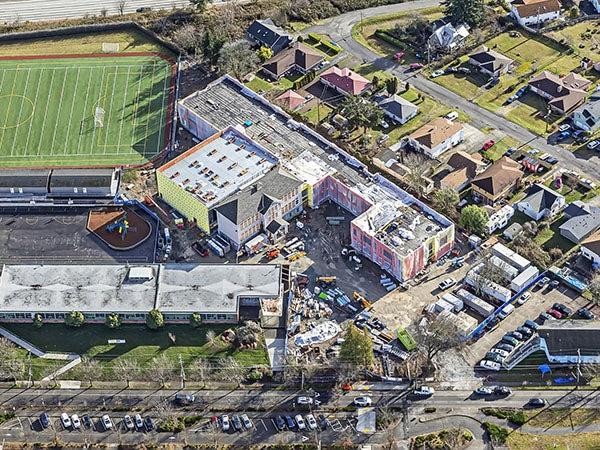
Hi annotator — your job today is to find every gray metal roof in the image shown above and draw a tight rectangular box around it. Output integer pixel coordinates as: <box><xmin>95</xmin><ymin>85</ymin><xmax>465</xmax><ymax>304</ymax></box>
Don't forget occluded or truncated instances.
<box><xmin>559</xmin><ymin>203</ymin><xmax>600</xmax><ymax>242</ymax></box>
<box><xmin>520</xmin><ymin>183</ymin><xmax>563</xmax><ymax>214</ymax></box>
<box><xmin>375</xmin><ymin>95</ymin><xmax>418</xmax><ymax>120</ymax></box>
<box><xmin>0</xmin><ymin>170</ymin><xmax>49</xmax><ymax>188</ymax></box>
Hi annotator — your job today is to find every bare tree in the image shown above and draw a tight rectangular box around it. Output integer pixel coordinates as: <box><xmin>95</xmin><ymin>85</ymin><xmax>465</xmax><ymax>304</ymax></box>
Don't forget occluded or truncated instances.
<box><xmin>117</xmin><ymin>0</ymin><xmax>127</xmax><ymax>15</ymax></box>
<box><xmin>205</xmin><ymin>330</ymin><xmax>216</xmax><ymax>347</ymax></box>
<box><xmin>218</xmin><ymin>357</ymin><xmax>246</xmax><ymax>387</ymax></box>
<box><xmin>470</xmin><ymin>254</ymin><xmax>507</xmax><ymax>296</ymax></box>
<box><xmin>149</xmin><ymin>354</ymin><xmax>175</xmax><ymax>388</ymax></box>
<box><xmin>76</xmin><ymin>357</ymin><xmax>101</xmax><ymax>387</ymax></box>
<box><xmin>113</xmin><ymin>359</ymin><xmax>140</xmax><ymax>388</ymax></box>
<box><xmin>589</xmin><ymin>275</ymin><xmax>600</xmax><ymax>308</ymax></box>
<box><xmin>100</xmin><ymin>7</ymin><xmax>108</xmax><ymax>17</ymax></box>
<box><xmin>411</xmin><ymin>316</ymin><xmax>463</xmax><ymax>374</ymax></box>
<box><xmin>217</xmin><ymin>40</ymin><xmax>259</xmax><ymax>80</ymax></box>
<box><xmin>172</xmin><ymin>24</ymin><xmax>202</xmax><ymax>54</ymax></box>
<box><xmin>378</xmin><ymin>407</ymin><xmax>403</xmax><ymax>450</ymax></box>
<box><xmin>403</xmin><ymin>153</ymin><xmax>431</xmax><ymax>198</ymax></box>
<box><xmin>188</xmin><ymin>358</ymin><xmax>210</xmax><ymax>386</ymax></box>
<box><xmin>0</xmin><ymin>338</ymin><xmax>25</xmax><ymax>382</ymax></box>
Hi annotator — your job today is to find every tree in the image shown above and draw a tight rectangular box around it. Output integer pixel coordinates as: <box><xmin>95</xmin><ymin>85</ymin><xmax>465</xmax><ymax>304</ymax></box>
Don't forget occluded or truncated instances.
<box><xmin>105</xmin><ymin>313</ymin><xmax>122</xmax><ymax>329</ymax></box>
<box><xmin>33</xmin><ymin>313</ymin><xmax>43</xmax><ymax>328</ymax></box>
<box><xmin>146</xmin><ymin>309</ymin><xmax>164</xmax><ymax>329</ymax></box>
<box><xmin>201</xmin><ymin>30</ymin><xmax>225</xmax><ymax>66</ymax></box>
<box><xmin>386</xmin><ymin>77</ymin><xmax>399</xmax><ymax>96</ymax></box>
<box><xmin>340</xmin><ymin>95</ymin><xmax>384</xmax><ymax>133</ymax></box>
<box><xmin>205</xmin><ymin>329</ymin><xmax>217</xmax><ymax>347</ymax></box>
<box><xmin>235</xmin><ymin>322</ymin><xmax>260</xmax><ymax>348</ymax></box>
<box><xmin>443</xmin><ymin>0</ymin><xmax>486</xmax><ymax>27</ymax></box>
<box><xmin>217</xmin><ymin>40</ymin><xmax>259</xmax><ymax>80</ymax></box>
<box><xmin>217</xmin><ymin>357</ymin><xmax>245</xmax><ymax>386</ymax></box>
<box><xmin>189</xmin><ymin>0</ymin><xmax>209</xmax><ymax>11</ymax></box>
<box><xmin>512</xmin><ymin>235</ymin><xmax>550</xmax><ymax>269</ymax></box>
<box><xmin>339</xmin><ymin>324</ymin><xmax>374</xmax><ymax>370</ymax></box>
<box><xmin>412</xmin><ymin>316</ymin><xmax>463</xmax><ymax>373</ymax></box>
<box><xmin>432</xmin><ymin>188</ymin><xmax>459</xmax><ymax>216</ymax></box>
<box><xmin>403</xmin><ymin>153</ymin><xmax>431</xmax><ymax>198</ymax></box>
<box><xmin>149</xmin><ymin>354</ymin><xmax>174</xmax><ymax>387</ymax></box>
<box><xmin>257</xmin><ymin>46</ymin><xmax>274</xmax><ymax>62</ymax></box>
<box><xmin>188</xmin><ymin>357</ymin><xmax>211</xmax><ymax>385</ymax></box>
<box><xmin>113</xmin><ymin>359</ymin><xmax>140</xmax><ymax>388</ymax></box>
<box><xmin>459</xmin><ymin>205</ymin><xmax>488</xmax><ymax>235</ymax></box>
<box><xmin>65</xmin><ymin>311</ymin><xmax>85</xmax><ymax>328</ymax></box>
<box><xmin>172</xmin><ymin>24</ymin><xmax>202</xmax><ymax>54</ymax></box>
<box><xmin>470</xmin><ymin>255</ymin><xmax>507</xmax><ymax>295</ymax></box>
<box><xmin>77</xmin><ymin>356</ymin><xmax>101</xmax><ymax>387</ymax></box>
<box><xmin>190</xmin><ymin>313</ymin><xmax>203</xmax><ymax>328</ymax></box>
<box><xmin>589</xmin><ymin>275</ymin><xmax>600</xmax><ymax>308</ymax></box>
<box><xmin>117</xmin><ymin>0</ymin><xmax>127</xmax><ymax>15</ymax></box>
<box><xmin>0</xmin><ymin>338</ymin><xmax>25</xmax><ymax>382</ymax></box>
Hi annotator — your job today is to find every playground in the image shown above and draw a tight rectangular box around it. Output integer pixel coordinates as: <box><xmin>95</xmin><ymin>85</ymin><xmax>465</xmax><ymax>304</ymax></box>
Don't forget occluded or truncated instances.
<box><xmin>87</xmin><ymin>207</ymin><xmax>152</xmax><ymax>250</ymax></box>
<box><xmin>0</xmin><ymin>206</ymin><xmax>157</xmax><ymax>263</ymax></box>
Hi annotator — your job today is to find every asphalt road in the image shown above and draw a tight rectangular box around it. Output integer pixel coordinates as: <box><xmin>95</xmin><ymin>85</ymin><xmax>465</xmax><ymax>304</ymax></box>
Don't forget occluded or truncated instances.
<box><xmin>305</xmin><ymin>1</ymin><xmax>600</xmax><ymax>180</ymax></box>
<box><xmin>0</xmin><ymin>0</ymin><xmax>242</xmax><ymax>23</ymax></box>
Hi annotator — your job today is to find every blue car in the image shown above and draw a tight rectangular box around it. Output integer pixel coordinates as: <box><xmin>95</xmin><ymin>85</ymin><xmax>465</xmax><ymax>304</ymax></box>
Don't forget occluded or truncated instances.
<box><xmin>516</xmin><ymin>86</ymin><xmax>528</xmax><ymax>97</ymax></box>
<box><xmin>556</xmin><ymin>131</ymin><xmax>570</xmax><ymax>141</ymax></box>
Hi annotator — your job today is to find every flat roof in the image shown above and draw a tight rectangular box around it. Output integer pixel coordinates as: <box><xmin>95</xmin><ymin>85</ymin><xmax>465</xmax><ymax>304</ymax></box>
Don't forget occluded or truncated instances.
<box><xmin>0</xmin><ymin>263</ymin><xmax>283</xmax><ymax>314</ymax></box>
<box><xmin>159</xmin><ymin>127</ymin><xmax>277</xmax><ymax>207</ymax></box>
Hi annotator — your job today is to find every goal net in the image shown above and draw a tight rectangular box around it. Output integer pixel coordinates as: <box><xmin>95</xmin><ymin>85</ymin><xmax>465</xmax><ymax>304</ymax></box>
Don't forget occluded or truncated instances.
<box><xmin>102</xmin><ymin>43</ymin><xmax>120</xmax><ymax>53</ymax></box>
<box><xmin>94</xmin><ymin>106</ymin><xmax>106</xmax><ymax>128</ymax></box>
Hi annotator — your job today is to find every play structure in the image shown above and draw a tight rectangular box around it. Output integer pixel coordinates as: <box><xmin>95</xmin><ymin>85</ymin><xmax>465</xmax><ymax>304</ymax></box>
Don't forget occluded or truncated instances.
<box><xmin>105</xmin><ymin>213</ymin><xmax>129</xmax><ymax>240</ymax></box>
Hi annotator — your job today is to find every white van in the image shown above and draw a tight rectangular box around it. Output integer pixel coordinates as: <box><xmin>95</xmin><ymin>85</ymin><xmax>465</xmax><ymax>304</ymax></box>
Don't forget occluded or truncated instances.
<box><xmin>498</xmin><ymin>304</ymin><xmax>515</xmax><ymax>319</ymax></box>
<box><xmin>445</xmin><ymin>111</ymin><xmax>459</xmax><ymax>121</ymax></box>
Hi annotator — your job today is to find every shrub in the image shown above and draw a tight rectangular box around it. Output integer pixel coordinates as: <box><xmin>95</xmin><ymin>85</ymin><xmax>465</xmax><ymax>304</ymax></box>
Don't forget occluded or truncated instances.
<box><xmin>33</xmin><ymin>313</ymin><xmax>43</xmax><ymax>328</ymax></box>
<box><xmin>483</xmin><ymin>421</ymin><xmax>509</xmax><ymax>444</ymax></box>
<box><xmin>247</xmin><ymin>368</ymin><xmax>262</xmax><ymax>382</ymax></box>
<box><xmin>190</xmin><ymin>312</ymin><xmax>203</xmax><ymax>328</ymax></box>
<box><xmin>158</xmin><ymin>417</ymin><xmax>185</xmax><ymax>433</ymax></box>
<box><xmin>481</xmin><ymin>407</ymin><xmax>526</xmax><ymax>425</ymax></box>
<box><xmin>105</xmin><ymin>313</ymin><xmax>122</xmax><ymax>329</ymax></box>
<box><xmin>65</xmin><ymin>311</ymin><xmax>85</xmax><ymax>328</ymax></box>
<box><xmin>146</xmin><ymin>309</ymin><xmax>165</xmax><ymax>330</ymax></box>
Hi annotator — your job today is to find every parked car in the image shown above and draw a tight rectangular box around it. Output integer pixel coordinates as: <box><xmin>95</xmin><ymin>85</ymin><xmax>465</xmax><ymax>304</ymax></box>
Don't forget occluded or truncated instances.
<box><xmin>546</xmin><ymin>156</ymin><xmax>559</xmax><ymax>164</ymax></box>
<box><xmin>144</xmin><ymin>416</ymin><xmax>154</xmax><ymax>431</ymax></box>
<box><xmin>482</xmin><ymin>139</ymin><xmax>496</xmax><ymax>151</ymax></box>
<box><xmin>101</xmin><ymin>415</ymin><xmax>113</xmax><ymax>431</ymax></box>
<box><xmin>134</xmin><ymin>414</ymin><xmax>144</xmax><ymax>430</ymax></box>
<box><xmin>136</xmin><ymin>6</ymin><xmax>152</xmax><ymax>12</ymax></box>
<box><xmin>191</xmin><ymin>242</ymin><xmax>209</xmax><ymax>257</ymax></box>
<box><xmin>318</xmin><ymin>414</ymin><xmax>329</xmax><ymax>430</ymax></box>
<box><xmin>296</xmin><ymin>396</ymin><xmax>320</xmax><ymax>406</ymax></box>
<box><xmin>123</xmin><ymin>415</ymin><xmax>135</xmax><ymax>431</ymax></box>
<box><xmin>517</xmin><ymin>292</ymin><xmax>531</xmax><ymax>306</ymax></box>
<box><xmin>573</xmin><ymin>130</ymin><xmax>588</xmax><ymax>143</ymax></box>
<box><xmin>495</xmin><ymin>343</ymin><xmax>514</xmax><ymax>353</ymax></box>
<box><xmin>494</xmin><ymin>386</ymin><xmax>512</xmax><ymax>396</ymax></box>
<box><xmin>490</xmin><ymin>348</ymin><xmax>509</xmax><ymax>358</ymax></box>
<box><xmin>538</xmin><ymin>312</ymin><xmax>555</xmax><ymax>323</ymax></box>
<box><xmin>295</xmin><ymin>414</ymin><xmax>306</xmax><ymax>430</ymax></box>
<box><xmin>380</xmin><ymin>120</ymin><xmax>390</xmax><ymax>129</ymax></box>
<box><xmin>547</xmin><ymin>308</ymin><xmax>565</xmax><ymax>319</ymax></box>
<box><xmin>413</xmin><ymin>386</ymin><xmax>435</xmax><ymax>397</ymax></box>
<box><xmin>537</xmin><ymin>277</ymin><xmax>550</xmax><ymax>288</ymax></box>
<box><xmin>175</xmin><ymin>393</ymin><xmax>195</xmax><ymax>406</ymax></box>
<box><xmin>479</xmin><ymin>360</ymin><xmax>501</xmax><ymax>371</ymax></box>
<box><xmin>553</xmin><ymin>303</ymin><xmax>572</xmax><ymax>316</ymax></box>
<box><xmin>501</xmin><ymin>335</ymin><xmax>519</xmax><ymax>346</ymax></box>
<box><xmin>458</xmin><ymin>67</ymin><xmax>471</xmax><ymax>74</ymax></box>
<box><xmin>507</xmin><ymin>331</ymin><xmax>524</xmax><ymax>341</ymax></box>
<box><xmin>353</xmin><ymin>396</ymin><xmax>372</xmax><ymax>407</ymax></box>
<box><xmin>550</xmin><ymin>280</ymin><xmax>560</xmax><ymax>289</ymax></box>
<box><xmin>556</xmin><ymin>131</ymin><xmax>570</xmax><ymax>141</ymax></box>
<box><xmin>523</xmin><ymin>319</ymin><xmax>539</xmax><ymax>331</ymax></box>
<box><xmin>485</xmin><ymin>352</ymin><xmax>504</xmax><ymax>363</ymax></box>
<box><xmin>445</xmin><ymin>111</ymin><xmax>459</xmax><ymax>121</ymax></box>
<box><xmin>504</xmin><ymin>147</ymin><xmax>516</xmax><ymax>156</ymax></box>
<box><xmin>527</xmin><ymin>398</ymin><xmax>546</xmax><ymax>408</ymax></box>
<box><xmin>71</xmin><ymin>414</ymin><xmax>81</xmax><ymax>430</ymax></box>
<box><xmin>306</xmin><ymin>414</ymin><xmax>318</xmax><ymax>430</ymax></box>
<box><xmin>587</xmin><ymin>140</ymin><xmax>599</xmax><ymax>150</ymax></box>
<box><xmin>431</xmin><ymin>69</ymin><xmax>445</xmax><ymax>78</ymax></box>
<box><xmin>231</xmin><ymin>415</ymin><xmax>243</xmax><ymax>432</ymax></box>
<box><xmin>438</xmin><ymin>278</ymin><xmax>456</xmax><ymax>290</ymax></box>
<box><xmin>474</xmin><ymin>386</ymin><xmax>494</xmax><ymax>396</ymax></box>
<box><xmin>284</xmin><ymin>415</ymin><xmax>296</xmax><ymax>429</ymax></box>
<box><xmin>409</xmin><ymin>63</ymin><xmax>424</xmax><ymax>70</ymax></box>
<box><xmin>578</xmin><ymin>307</ymin><xmax>595</xmax><ymax>320</ymax></box>
<box><xmin>39</xmin><ymin>413</ymin><xmax>50</xmax><ymax>429</ymax></box>
<box><xmin>516</xmin><ymin>326</ymin><xmax>534</xmax><ymax>339</ymax></box>
<box><xmin>221</xmin><ymin>414</ymin><xmax>231</xmax><ymax>431</ymax></box>
<box><xmin>274</xmin><ymin>416</ymin><xmax>286</xmax><ymax>431</ymax></box>
<box><xmin>558</xmin><ymin>123</ymin><xmax>571</xmax><ymax>132</ymax></box>
<box><xmin>241</xmin><ymin>414</ymin><xmax>253</xmax><ymax>430</ymax></box>
<box><xmin>488</xmin><ymin>77</ymin><xmax>500</xmax><ymax>87</ymax></box>
<box><xmin>60</xmin><ymin>413</ymin><xmax>72</xmax><ymax>429</ymax></box>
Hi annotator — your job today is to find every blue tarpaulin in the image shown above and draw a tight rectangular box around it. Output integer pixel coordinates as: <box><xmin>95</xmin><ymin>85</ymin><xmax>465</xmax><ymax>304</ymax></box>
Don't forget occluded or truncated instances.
<box><xmin>554</xmin><ymin>377</ymin><xmax>575</xmax><ymax>384</ymax></box>
<box><xmin>538</xmin><ymin>364</ymin><xmax>552</xmax><ymax>374</ymax></box>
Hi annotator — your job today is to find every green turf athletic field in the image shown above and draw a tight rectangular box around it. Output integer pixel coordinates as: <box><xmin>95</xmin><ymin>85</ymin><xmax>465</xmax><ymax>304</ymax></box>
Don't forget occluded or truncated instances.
<box><xmin>0</xmin><ymin>54</ymin><xmax>173</xmax><ymax>167</ymax></box>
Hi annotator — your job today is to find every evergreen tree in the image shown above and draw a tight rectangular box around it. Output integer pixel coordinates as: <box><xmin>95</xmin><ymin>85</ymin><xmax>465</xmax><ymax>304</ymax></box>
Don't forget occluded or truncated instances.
<box><xmin>443</xmin><ymin>0</ymin><xmax>486</xmax><ymax>27</ymax></box>
<box><xmin>339</xmin><ymin>325</ymin><xmax>374</xmax><ymax>369</ymax></box>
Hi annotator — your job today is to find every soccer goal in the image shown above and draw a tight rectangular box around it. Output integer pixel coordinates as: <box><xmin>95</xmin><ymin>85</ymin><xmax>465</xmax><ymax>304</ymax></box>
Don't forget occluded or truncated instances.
<box><xmin>102</xmin><ymin>43</ymin><xmax>120</xmax><ymax>53</ymax></box>
<box><xmin>94</xmin><ymin>106</ymin><xmax>106</xmax><ymax>128</ymax></box>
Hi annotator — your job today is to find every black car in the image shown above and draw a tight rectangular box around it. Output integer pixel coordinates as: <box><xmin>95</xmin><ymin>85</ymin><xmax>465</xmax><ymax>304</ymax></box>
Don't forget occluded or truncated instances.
<box><xmin>494</xmin><ymin>386</ymin><xmax>511</xmax><ymax>396</ymax></box>
<box><xmin>523</xmin><ymin>320</ymin><xmax>539</xmax><ymax>332</ymax></box>
<box><xmin>39</xmin><ymin>413</ymin><xmax>50</xmax><ymax>429</ymax></box>
<box><xmin>232</xmin><ymin>415</ymin><xmax>243</xmax><ymax>432</ymax></box>
<box><xmin>578</xmin><ymin>307</ymin><xmax>595</xmax><ymax>320</ymax></box>
<box><xmin>174</xmin><ymin>393</ymin><xmax>195</xmax><ymax>406</ymax></box>
<box><xmin>82</xmin><ymin>414</ymin><xmax>92</xmax><ymax>429</ymax></box>
<box><xmin>318</xmin><ymin>414</ymin><xmax>329</xmax><ymax>430</ymax></box>
<box><xmin>546</xmin><ymin>156</ymin><xmax>559</xmax><ymax>164</ymax></box>
<box><xmin>284</xmin><ymin>415</ymin><xmax>296</xmax><ymax>429</ymax></box>
<box><xmin>274</xmin><ymin>416</ymin><xmax>286</xmax><ymax>431</ymax></box>
<box><xmin>553</xmin><ymin>303</ymin><xmax>573</xmax><ymax>316</ymax></box>
<box><xmin>485</xmin><ymin>352</ymin><xmax>504</xmax><ymax>364</ymax></box>
<box><xmin>516</xmin><ymin>326</ymin><xmax>533</xmax><ymax>338</ymax></box>
<box><xmin>494</xmin><ymin>343</ymin><xmax>514</xmax><ymax>353</ymax></box>
<box><xmin>527</xmin><ymin>398</ymin><xmax>546</xmax><ymax>408</ymax></box>
<box><xmin>144</xmin><ymin>416</ymin><xmax>155</xmax><ymax>431</ymax></box>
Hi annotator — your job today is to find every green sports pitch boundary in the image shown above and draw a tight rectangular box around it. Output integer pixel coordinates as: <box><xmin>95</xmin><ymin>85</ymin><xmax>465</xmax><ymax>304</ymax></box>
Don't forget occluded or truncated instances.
<box><xmin>0</xmin><ymin>52</ymin><xmax>175</xmax><ymax>168</ymax></box>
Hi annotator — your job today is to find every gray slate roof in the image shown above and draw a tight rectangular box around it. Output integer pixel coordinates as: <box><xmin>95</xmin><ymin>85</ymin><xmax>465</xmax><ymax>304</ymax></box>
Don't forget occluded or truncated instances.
<box><xmin>376</xmin><ymin>95</ymin><xmax>418</xmax><ymax>120</ymax></box>
<box><xmin>573</xmin><ymin>93</ymin><xmax>600</xmax><ymax>128</ymax></box>
<box><xmin>520</xmin><ymin>183</ymin><xmax>563</xmax><ymax>214</ymax></box>
<box><xmin>216</xmin><ymin>169</ymin><xmax>302</xmax><ymax>225</ymax></box>
<box><xmin>559</xmin><ymin>201</ymin><xmax>600</xmax><ymax>242</ymax></box>
<box><xmin>247</xmin><ymin>19</ymin><xmax>293</xmax><ymax>51</ymax></box>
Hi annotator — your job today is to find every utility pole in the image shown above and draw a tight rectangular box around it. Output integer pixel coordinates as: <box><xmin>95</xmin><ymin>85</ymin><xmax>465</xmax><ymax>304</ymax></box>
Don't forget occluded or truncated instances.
<box><xmin>179</xmin><ymin>354</ymin><xmax>186</xmax><ymax>389</ymax></box>
<box><xmin>576</xmin><ymin>348</ymin><xmax>581</xmax><ymax>387</ymax></box>
<box><xmin>27</xmin><ymin>351</ymin><xmax>32</xmax><ymax>387</ymax></box>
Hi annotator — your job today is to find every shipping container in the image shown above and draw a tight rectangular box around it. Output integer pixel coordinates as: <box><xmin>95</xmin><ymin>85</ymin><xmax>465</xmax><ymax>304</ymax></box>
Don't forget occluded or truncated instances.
<box><xmin>511</xmin><ymin>266</ymin><xmax>540</xmax><ymax>292</ymax></box>
<box><xmin>455</xmin><ymin>288</ymin><xmax>495</xmax><ymax>317</ymax></box>
<box><xmin>397</xmin><ymin>328</ymin><xmax>417</xmax><ymax>351</ymax></box>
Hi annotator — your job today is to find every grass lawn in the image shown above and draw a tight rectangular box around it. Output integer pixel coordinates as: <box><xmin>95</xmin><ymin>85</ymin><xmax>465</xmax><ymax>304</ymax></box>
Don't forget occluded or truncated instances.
<box><xmin>483</xmin><ymin>136</ymin><xmax>519</xmax><ymax>161</ymax></box>
<box><xmin>548</xmin><ymin>21</ymin><xmax>600</xmax><ymax>63</ymax></box>
<box><xmin>534</xmin><ymin>216</ymin><xmax>575</xmax><ymax>252</ymax></box>
<box><xmin>2</xmin><ymin>323</ymin><xmax>270</xmax><ymax>374</ymax></box>
<box><xmin>0</xmin><ymin>54</ymin><xmax>173</xmax><ymax>167</ymax></box>
<box><xmin>245</xmin><ymin>75</ymin><xmax>274</xmax><ymax>94</ymax></box>
<box><xmin>300</xmin><ymin>103</ymin><xmax>333</xmax><ymax>125</ymax></box>
<box><xmin>354</xmin><ymin>63</ymin><xmax>393</xmax><ymax>82</ymax></box>
<box><xmin>507</xmin><ymin>431</ymin><xmax>600</xmax><ymax>450</ymax></box>
<box><xmin>526</xmin><ymin>408</ymin><xmax>600</xmax><ymax>428</ymax></box>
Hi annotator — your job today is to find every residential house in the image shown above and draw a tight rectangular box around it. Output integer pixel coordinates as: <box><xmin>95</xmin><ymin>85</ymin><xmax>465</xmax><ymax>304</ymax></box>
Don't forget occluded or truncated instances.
<box><xmin>261</xmin><ymin>42</ymin><xmax>324</xmax><ymax>80</ymax></box>
<box><xmin>215</xmin><ymin>169</ymin><xmax>304</xmax><ymax>250</ymax></box>
<box><xmin>572</xmin><ymin>92</ymin><xmax>600</xmax><ymax>133</ymax></box>
<box><xmin>246</xmin><ymin>19</ymin><xmax>293</xmax><ymax>54</ymax></box>
<box><xmin>275</xmin><ymin>90</ymin><xmax>305</xmax><ymax>110</ymax></box>
<box><xmin>529</xmin><ymin>71</ymin><xmax>591</xmax><ymax>115</ymax></box>
<box><xmin>504</xmin><ymin>222</ymin><xmax>523</xmax><ymax>241</ymax></box>
<box><xmin>468</xmin><ymin>46</ymin><xmax>514</xmax><ymax>78</ymax></box>
<box><xmin>375</xmin><ymin>94</ymin><xmax>419</xmax><ymax>125</ymax></box>
<box><xmin>581</xmin><ymin>230</ymin><xmax>600</xmax><ymax>266</ymax></box>
<box><xmin>559</xmin><ymin>201</ymin><xmax>600</xmax><ymax>243</ymax></box>
<box><xmin>516</xmin><ymin>183</ymin><xmax>565</xmax><ymax>220</ymax></box>
<box><xmin>320</xmin><ymin>67</ymin><xmax>371</xmax><ymax>96</ymax></box>
<box><xmin>406</xmin><ymin>117</ymin><xmax>464</xmax><ymax>159</ymax></box>
<box><xmin>471</xmin><ymin>156</ymin><xmax>524</xmax><ymax>205</ymax></box>
<box><xmin>438</xmin><ymin>150</ymin><xmax>486</xmax><ymax>191</ymax></box>
<box><xmin>486</xmin><ymin>204</ymin><xmax>515</xmax><ymax>234</ymax></box>
<box><xmin>428</xmin><ymin>23</ymin><xmax>470</xmax><ymax>53</ymax></box>
<box><xmin>511</xmin><ymin>0</ymin><xmax>561</xmax><ymax>26</ymax></box>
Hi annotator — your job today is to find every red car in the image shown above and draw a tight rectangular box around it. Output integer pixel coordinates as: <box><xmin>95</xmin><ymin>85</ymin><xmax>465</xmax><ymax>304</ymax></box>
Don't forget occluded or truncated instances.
<box><xmin>482</xmin><ymin>140</ymin><xmax>496</xmax><ymax>151</ymax></box>
<box><xmin>192</xmin><ymin>242</ymin><xmax>209</xmax><ymax>257</ymax></box>
<box><xmin>409</xmin><ymin>63</ymin><xmax>424</xmax><ymax>70</ymax></box>
<box><xmin>547</xmin><ymin>308</ymin><xmax>564</xmax><ymax>319</ymax></box>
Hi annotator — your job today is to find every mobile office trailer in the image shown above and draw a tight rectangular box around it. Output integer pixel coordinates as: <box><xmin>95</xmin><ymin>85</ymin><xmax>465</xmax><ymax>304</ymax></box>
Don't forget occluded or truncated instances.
<box><xmin>441</xmin><ymin>293</ymin><xmax>464</xmax><ymax>312</ymax></box>
<box><xmin>491</xmin><ymin>243</ymin><xmax>530</xmax><ymax>271</ymax></box>
<box><xmin>434</xmin><ymin>298</ymin><xmax>454</xmax><ymax>313</ymax></box>
<box><xmin>510</xmin><ymin>266</ymin><xmax>540</xmax><ymax>292</ymax></box>
<box><xmin>456</xmin><ymin>288</ymin><xmax>495</xmax><ymax>318</ymax></box>
<box><xmin>464</xmin><ymin>272</ymin><xmax>512</xmax><ymax>303</ymax></box>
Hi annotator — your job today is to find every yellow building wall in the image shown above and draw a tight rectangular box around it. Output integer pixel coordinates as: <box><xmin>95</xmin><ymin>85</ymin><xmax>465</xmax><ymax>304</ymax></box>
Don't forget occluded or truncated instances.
<box><xmin>156</xmin><ymin>171</ymin><xmax>210</xmax><ymax>232</ymax></box>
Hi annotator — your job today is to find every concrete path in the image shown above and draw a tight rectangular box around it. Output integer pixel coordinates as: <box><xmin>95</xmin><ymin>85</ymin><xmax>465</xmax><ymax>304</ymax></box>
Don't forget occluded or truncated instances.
<box><xmin>41</xmin><ymin>356</ymin><xmax>82</xmax><ymax>382</ymax></box>
<box><xmin>0</xmin><ymin>326</ymin><xmax>44</xmax><ymax>357</ymax></box>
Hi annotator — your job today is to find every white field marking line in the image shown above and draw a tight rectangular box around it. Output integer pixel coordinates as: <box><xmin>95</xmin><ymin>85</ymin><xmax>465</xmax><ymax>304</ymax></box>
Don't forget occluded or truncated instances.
<box><xmin>35</xmin><ymin>67</ymin><xmax>57</xmax><ymax>156</ymax></box>
<box><xmin>23</xmin><ymin>67</ymin><xmax>44</xmax><ymax>154</ymax></box>
<box><xmin>140</xmin><ymin>59</ymin><xmax>158</xmax><ymax>153</ymax></box>
<box><xmin>155</xmin><ymin>64</ymin><xmax>170</xmax><ymax>156</ymax></box>
<box><xmin>0</xmin><ymin>64</ymin><xmax>20</xmax><ymax>147</ymax></box>
<box><xmin>62</xmin><ymin>66</ymin><xmax>82</xmax><ymax>155</ymax></box>
<box><xmin>0</xmin><ymin>150</ymin><xmax>144</xmax><ymax>157</ymax></box>
<box><xmin>89</xmin><ymin>66</ymin><xmax>108</xmax><ymax>154</ymax></box>
<box><xmin>49</xmin><ymin>65</ymin><xmax>69</xmax><ymax>155</ymax></box>
<box><xmin>75</xmin><ymin>66</ymin><xmax>96</xmax><ymax>155</ymax></box>
<box><xmin>100</xmin><ymin>68</ymin><xmax>120</xmax><ymax>150</ymax></box>
<box><xmin>9</xmin><ymin>67</ymin><xmax>32</xmax><ymax>156</ymax></box>
<box><xmin>0</xmin><ymin>68</ymin><xmax>9</xmax><ymax>144</ymax></box>
<box><xmin>0</xmin><ymin>64</ymin><xmax>157</xmax><ymax>71</ymax></box>
<box><xmin>115</xmin><ymin>65</ymin><xmax>132</xmax><ymax>154</ymax></box>
<box><xmin>129</xmin><ymin>66</ymin><xmax>146</xmax><ymax>148</ymax></box>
